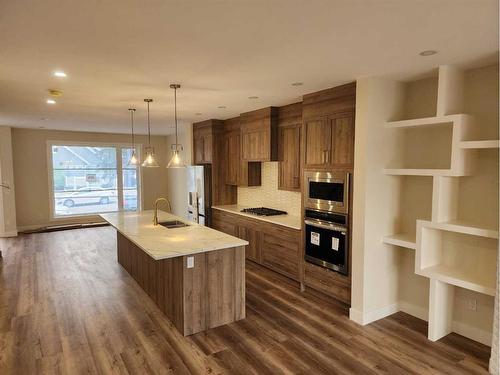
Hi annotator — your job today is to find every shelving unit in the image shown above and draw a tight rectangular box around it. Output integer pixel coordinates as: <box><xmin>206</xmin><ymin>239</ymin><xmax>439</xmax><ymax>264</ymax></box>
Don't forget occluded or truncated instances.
<box><xmin>385</xmin><ymin>114</ymin><xmax>469</xmax><ymax>129</ymax></box>
<box><xmin>383</xmin><ymin>64</ymin><xmax>499</xmax><ymax>344</ymax></box>
<box><xmin>420</xmin><ymin>265</ymin><xmax>496</xmax><ymax>297</ymax></box>
<box><xmin>459</xmin><ymin>140</ymin><xmax>499</xmax><ymax>149</ymax></box>
<box><xmin>384</xmin><ymin>168</ymin><xmax>458</xmax><ymax>176</ymax></box>
<box><xmin>382</xmin><ymin>233</ymin><xmax>416</xmax><ymax>250</ymax></box>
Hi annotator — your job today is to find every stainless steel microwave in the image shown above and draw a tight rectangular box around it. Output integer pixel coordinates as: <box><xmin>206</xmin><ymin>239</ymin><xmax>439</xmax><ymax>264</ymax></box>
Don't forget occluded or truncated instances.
<box><xmin>304</xmin><ymin>171</ymin><xmax>350</xmax><ymax>214</ymax></box>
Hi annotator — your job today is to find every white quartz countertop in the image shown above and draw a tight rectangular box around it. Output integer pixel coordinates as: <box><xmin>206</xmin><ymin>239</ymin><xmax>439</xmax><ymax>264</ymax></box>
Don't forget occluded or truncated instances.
<box><xmin>212</xmin><ymin>205</ymin><xmax>302</xmax><ymax>230</ymax></box>
<box><xmin>100</xmin><ymin>210</ymin><xmax>248</xmax><ymax>260</ymax></box>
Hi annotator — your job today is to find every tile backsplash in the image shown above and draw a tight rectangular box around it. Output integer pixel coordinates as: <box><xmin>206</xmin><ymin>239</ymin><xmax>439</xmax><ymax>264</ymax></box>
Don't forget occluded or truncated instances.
<box><xmin>237</xmin><ymin>162</ymin><xmax>301</xmax><ymax>216</ymax></box>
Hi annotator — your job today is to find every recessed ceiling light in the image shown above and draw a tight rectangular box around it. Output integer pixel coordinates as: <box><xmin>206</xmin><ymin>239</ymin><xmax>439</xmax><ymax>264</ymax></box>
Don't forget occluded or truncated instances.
<box><xmin>195</xmin><ymin>112</ymin><xmax>203</xmax><ymax>116</ymax></box>
<box><xmin>291</xmin><ymin>82</ymin><xmax>303</xmax><ymax>86</ymax></box>
<box><xmin>248</xmin><ymin>96</ymin><xmax>259</xmax><ymax>99</ymax></box>
<box><xmin>218</xmin><ymin>106</ymin><xmax>226</xmax><ymax>109</ymax></box>
<box><xmin>46</xmin><ymin>99</ymin><xmax>56</xmax><ymax>104</ymax></box>
<box><xmin>419</xmin><ymin>50</ymin><xmax>437</xmax><ymax>56</ymax></box>
<box><xmin>53</xmin><ymin>71</ymin><xmax>67</xmax><ymax>78</ymax></box>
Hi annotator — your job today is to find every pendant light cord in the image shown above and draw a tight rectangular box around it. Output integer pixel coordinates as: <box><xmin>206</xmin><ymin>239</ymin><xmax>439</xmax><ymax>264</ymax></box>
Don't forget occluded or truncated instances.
<box><xmin>174</xmin><ymin>87</ymin><xmax>178</xmax><ymax>147</ymax></box>
<box><xmin>129</xmin><ymin>109</ymin><xmax>135</xmax><ymax>147</ymax></box>
<box><xmin>147</xmin><ymin>100</ymin><xmax>151</xmax><ymax>146</ymax></box>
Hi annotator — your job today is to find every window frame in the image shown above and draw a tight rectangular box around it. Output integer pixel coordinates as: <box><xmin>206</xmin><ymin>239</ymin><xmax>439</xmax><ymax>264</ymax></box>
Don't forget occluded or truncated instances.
<box><xmin>46</xmin><ymin>140</ymin><xmax>143</xmax><ymax>220</ymax></box>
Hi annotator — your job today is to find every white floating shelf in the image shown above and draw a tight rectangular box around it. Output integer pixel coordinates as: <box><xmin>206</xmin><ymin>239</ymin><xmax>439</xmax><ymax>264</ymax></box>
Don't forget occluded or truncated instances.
<box><xmin>426</xmin><ymin>220</ymin><xmax>499</xmax><ymax>239</ymax></box>
<box><xmin>385</xmin><ymin>114</ymin><xmax>468</xmax><ymax>129</ymax></box>
<box><xmin>383</xmin><ymin>168</ymin><xmax>458</xmax><ymax>177</ymax></box>
<box><xmin>420</xmin><ymin>264</ymin><xmax>496</xmax><ymax>296</ymax></box>
<box><xmin>459</xmin><ymin>140</ymin><xmax>499</xmax><ymax>149</ymax></box>
<box><xmin>383</xmin><ymin>233</ymin><xmax>416</xmax><ymax>249</ymax></box>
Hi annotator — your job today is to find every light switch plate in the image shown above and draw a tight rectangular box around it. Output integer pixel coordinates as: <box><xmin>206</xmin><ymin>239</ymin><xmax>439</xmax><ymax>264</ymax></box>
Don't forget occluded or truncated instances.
<box><xmin>187</xmin><ymin>256</ymin><xmax>194</xmax><ymax>268</ymax></box>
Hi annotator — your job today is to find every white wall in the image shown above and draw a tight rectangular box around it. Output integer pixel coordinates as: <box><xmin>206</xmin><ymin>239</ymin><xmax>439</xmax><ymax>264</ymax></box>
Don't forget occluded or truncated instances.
<box><xmin>350</xmin><ymin>77</ymin><xmax>405</xmax><ymax>323</ymax></box>
<box><xmin>0</xmin><ymin>127</ymin><xmax>17</xmax><ymax>237</ymax></box>
<box><xmin>166</xmin><ymin>125</ymin><xmax>192</xmax><ymax>218</ymax></box>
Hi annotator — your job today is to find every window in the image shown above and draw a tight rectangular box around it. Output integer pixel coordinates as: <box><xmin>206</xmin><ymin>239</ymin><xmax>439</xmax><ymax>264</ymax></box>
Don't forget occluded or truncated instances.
<box><xmin>49</xmin><ymin>143</ymin><xmax>140</xmax><ymax>217</ymax></box>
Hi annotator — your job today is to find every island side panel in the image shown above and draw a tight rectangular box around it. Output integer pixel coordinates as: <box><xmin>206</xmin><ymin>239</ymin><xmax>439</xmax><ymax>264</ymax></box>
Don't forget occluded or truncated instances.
<box><xmin>116</xmin><ymin>231</ymin><xmax>185</xmax><ymax>333</ymax></box>
<box><xmin>205</xmin><ymin>246</ymin><xmax>246</xmax><ymax>329</ymax></box>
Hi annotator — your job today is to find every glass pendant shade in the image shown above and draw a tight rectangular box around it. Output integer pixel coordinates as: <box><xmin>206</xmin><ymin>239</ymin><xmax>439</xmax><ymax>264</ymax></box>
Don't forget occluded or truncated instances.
<box><xmin>127</xmin><ymin>108</ymin><xmax>140</xmax><ymax>165</ymax></box>
<box><xmin>167</xmin><ymin>149</ymin><xmax>185</xmax><ymax>168</ymax></box>
<box><xmin>142</xmin><ymin>147</ymin><xmax>159</xmax><ymax>167</ymax></box>
<box><xmin>142</xmin><ymin>99</ymin><xmax>159</xmax><ymax>168</ymax></box>
<box><xmin>128</xmin><ymin>150</ymin><xmax>139</xmax><ymax>166</ymax></box>
<box><xmin>166</xmin><ymin>83</ymin><xmax>186</xmax><ymax>168</ymax></box>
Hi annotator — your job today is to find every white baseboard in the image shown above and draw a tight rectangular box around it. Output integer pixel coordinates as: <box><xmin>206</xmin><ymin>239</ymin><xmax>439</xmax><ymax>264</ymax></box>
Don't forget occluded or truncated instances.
<box><xmin>398</xmin><ymin>301</ymin><xmax>428</xmax><ymax>321</ymax></box>
<box><xmin>452</xmin><ymin>320</ymin><xmax>492</xmax><ymax>347</ymax></box>
<box><xmin>0</xmin><ymin>230</ymin><xmax>18</xmax><ymax>237</ymax></box>
<box><xmin>17</xmin><ymin>224</ymin><xmax>46</xmax><ymax>232</ymax></box>
<box><xmin>349</xmin><ymin>303</ymin><xmax>399</xmax><ymax>325</ymax></box>
<box><xmin>350</xmin><ymin>301</ymin><xmax>492</xmax><ymax>347</ymax></box>
<box><xmin>349</xmin><ymin>308</ymin><xmax>364</xmax><ymax>325</ymax></box>
<box><xmin>399</xmin><ymin>301</ymin><xmax>492</xmax><ymax>347</ymax></box>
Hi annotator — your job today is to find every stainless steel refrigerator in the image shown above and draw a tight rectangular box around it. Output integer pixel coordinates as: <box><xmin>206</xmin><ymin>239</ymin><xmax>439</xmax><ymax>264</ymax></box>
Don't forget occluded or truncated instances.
<box><xmin>187</xmin><ymin>165</ymin><xmax>212</xmax><ymax>226</ymax></box>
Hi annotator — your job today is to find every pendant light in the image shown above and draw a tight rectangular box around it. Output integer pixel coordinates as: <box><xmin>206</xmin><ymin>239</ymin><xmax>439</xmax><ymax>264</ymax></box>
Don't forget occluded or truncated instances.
<box><xmin>127</xmin><ymin>108</ymin><xmax>139</xmax><ymax>165</ymax></box>
<box><xmin>142</xmin><ymin>98</ymin><xmax>159</xmax><ymax>168</ymax></box>
<box><xmin>167</xmin><ymin>84</ymin><xmax>186</xmax><ymax>168</ymax></box>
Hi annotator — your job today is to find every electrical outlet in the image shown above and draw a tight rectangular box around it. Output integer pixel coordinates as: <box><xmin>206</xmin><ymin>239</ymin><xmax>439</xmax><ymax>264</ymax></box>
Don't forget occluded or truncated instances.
<box><xmin>467</xmin><ymin>298</ymin><xmax>477</xmax><ymax>311</ymax></box>
<box><xmin>187</xmin><ymin>256</ymin><xmax>194</xmax><ymax>269</ymax></box>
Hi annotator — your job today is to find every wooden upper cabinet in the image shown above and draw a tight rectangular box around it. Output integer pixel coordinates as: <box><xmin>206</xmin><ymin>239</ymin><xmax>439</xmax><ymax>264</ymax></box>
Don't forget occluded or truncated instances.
<box><xmin>329</xmin><ymin>112</ymin><xmax>355</xmax><ymax>168</ymax></box>
<box><xmin>240</xmin><ymin>107</ymin><xmax>279</xmax><ymax>162</ymax></box>
<box><xmin>224</xmin><ymin>130</ymin><xmax>239</xmax><ymax>186</ymax></box>
<box><xmin>278</xmin><ymin>124</ymin><xmax>301</xmax><ymax>191</ymax></box>
<box><xmin>304</xmin><ymin>117</ymin><xmax>331</xmax><ymax>168</ymax></box>
<box><xmin>223</xmin><ymin>117</ymin><xmax>261</xmax><ymax>187</ymax></box>
<box><xmin>278</xmin><ymin>102</ymin><xmax>302</xmax><ymax>191</ymax></box>
<box><xmin>302</xmin><ymin>82</ymin><xmax>356</xmax><ymax>170</ymax></box>
<box><xmin>193</xmin><ymin>120</ymin><xmax>218</xmax><ymax>164</ymax></box>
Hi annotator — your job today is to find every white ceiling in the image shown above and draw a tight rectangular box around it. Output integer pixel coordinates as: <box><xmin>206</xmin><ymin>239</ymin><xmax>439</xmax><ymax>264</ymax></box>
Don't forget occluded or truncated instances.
<box><xmin>0</xmin><ymin>0</ymin><xmax>497</xmax><ymax>135</ymax></box>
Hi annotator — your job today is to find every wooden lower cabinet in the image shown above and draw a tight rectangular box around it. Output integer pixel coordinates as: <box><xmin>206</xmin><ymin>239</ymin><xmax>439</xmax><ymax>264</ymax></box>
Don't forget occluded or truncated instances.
<box><xmin>261</xmin><ymin>231</ymin><xmax>300</xmax><ymax>280</ymax></box>
<box><xmin>303</xmin><ymin>262</ymin><xmax>351</xmax><ymax>304</ymax></box>
<box><xmin>212</xmin><ymin>208</ymin><xmax>351</xmax><ymax>304</ymax></box>
<box><xmin>211</xmin><ymin>209</ymin><xmax>238</xmax><ymax>236</ymax></box>
<box><xmin>238</xmin><ymin>221</ymin><xmax>261</xmax><ymax>263</ymax></box>
<box><xmin>212</xmin><ymin>209</ymin><xmax>300</xmax><ymax>281</ymax></box>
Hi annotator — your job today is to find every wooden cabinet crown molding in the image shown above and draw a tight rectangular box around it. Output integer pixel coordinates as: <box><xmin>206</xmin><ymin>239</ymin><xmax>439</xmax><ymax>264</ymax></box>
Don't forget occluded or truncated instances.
<box><xmin>302</xmin><ymin>82</ymin><xmax>356</xmax><ymax>120</ymax></box>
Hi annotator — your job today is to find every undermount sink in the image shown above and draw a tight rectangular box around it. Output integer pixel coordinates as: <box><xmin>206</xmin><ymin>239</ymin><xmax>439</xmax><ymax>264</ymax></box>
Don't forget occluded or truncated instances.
<box><xmin>158</xmin><ymin>220</ymin><xmax>189</xmax><ymax>229</ymax></box>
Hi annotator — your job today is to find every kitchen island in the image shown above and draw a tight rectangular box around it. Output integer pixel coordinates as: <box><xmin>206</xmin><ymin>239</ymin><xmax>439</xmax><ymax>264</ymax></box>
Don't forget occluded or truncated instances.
<box><xmin>100</xmin><ymin>210</ymin><xmax>248</xmax><ymax>336</ymax></box>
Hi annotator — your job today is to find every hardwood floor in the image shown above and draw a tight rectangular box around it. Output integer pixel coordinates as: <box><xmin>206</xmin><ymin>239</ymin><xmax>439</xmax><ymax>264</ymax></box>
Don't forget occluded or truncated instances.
<box><xmin>0</xmin><ymin>227</ymin><xmax>490</xmax><ymax>374</ymax></box>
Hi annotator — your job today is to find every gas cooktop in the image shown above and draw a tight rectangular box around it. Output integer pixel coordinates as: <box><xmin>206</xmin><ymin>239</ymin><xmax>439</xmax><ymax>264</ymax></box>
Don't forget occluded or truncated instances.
<box><xmin>240</xmin><ymin>207</ymin><xmax>287</xmax><ymax>216</ymax></box>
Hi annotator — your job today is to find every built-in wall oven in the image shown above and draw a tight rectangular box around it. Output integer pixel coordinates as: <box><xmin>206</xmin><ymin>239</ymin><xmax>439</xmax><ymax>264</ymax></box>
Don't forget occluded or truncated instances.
<box><xmin>304</xmin><ymin>209</ymin><xmax>348</xmax><ymax>275</ymax></box>
<box><xmin>304</xmin><ymin>170</ymin><xmax>350</xmax><ymax>214</ymax></box>
<box><xmin>304</xmin><ymin>170</ymin><xmax>350</xmax><ymax>275</ymax></box>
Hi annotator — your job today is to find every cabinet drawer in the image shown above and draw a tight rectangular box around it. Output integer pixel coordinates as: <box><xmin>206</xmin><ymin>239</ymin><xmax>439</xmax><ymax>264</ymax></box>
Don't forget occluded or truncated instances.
<box><xmin>304</xmin><ymin>262</ymin><xmax>351</xmax><ymax>304</ymax></box>
<box><xmin>261</xmin><ymin>232</ymin><xmax>300</xmax><ymax>280</ymax></box>
<box><xmin>211</xmin><ymin>211</ymin><xmax>239</xmax><ymax>236</ymax></box>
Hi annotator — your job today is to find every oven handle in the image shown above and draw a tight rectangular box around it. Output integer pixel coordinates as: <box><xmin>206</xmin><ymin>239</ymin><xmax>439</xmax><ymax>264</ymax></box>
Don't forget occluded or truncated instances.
<box><xmin>304</xmin><ymin>220</ymin><xmax>347</xmax><ymax>232</ymax></box>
